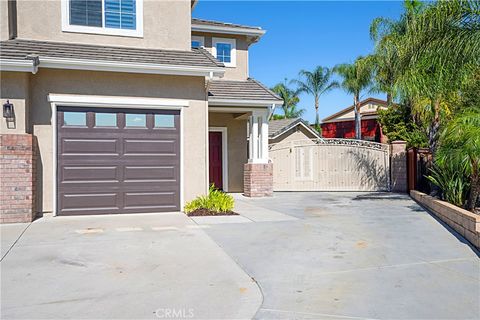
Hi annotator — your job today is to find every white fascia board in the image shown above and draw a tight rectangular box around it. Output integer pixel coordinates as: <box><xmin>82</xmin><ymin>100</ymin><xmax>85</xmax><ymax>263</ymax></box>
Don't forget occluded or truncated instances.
<box><xmin>208</xmin><ymin>98</ymin><xmax>283</xmax><ymax>107</ymax></box>
<box><xmin>0</xmin><ymin>59</ymin><xmax>36</xmax><ymax>73</ymax></box>
<box><xmin>39</xmin><ymin>57</ymin><xmax>225</xmax><ymax>77</ymax></box>
<box><xmin>191</xmin><ymin>24</ymin><xmax>266</xmax><ymax>37</ymax></box>
<box><xmin>48</xmin><ymin>94</ymin><xmax>190</xmax><ymax>109</ymax></box>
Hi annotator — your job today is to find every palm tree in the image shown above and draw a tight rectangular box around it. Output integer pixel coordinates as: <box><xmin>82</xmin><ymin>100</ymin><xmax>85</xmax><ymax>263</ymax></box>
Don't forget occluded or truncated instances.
<box><xmin>291</xmin><ymin>66</ymin><xmax>338</xmax><ymax>129</ymax></box>
<box><xmin>435</xmin><ymin>107</ymin><xmax>480</xmax><ymax>212</ymax></box>
<box><xmin>270</xmin><ymin>81</ymin><xmax>304</xmax><ymax>119</ymax></box>
<box><xmin>334</xmin><ymin>57</ymin><xmax>373</xmax><ymax>140</ymax></box>
<box><xmin>371</xmin><ymin>0</ymin><xmax>480</xmax><ymax>154</ymax></box>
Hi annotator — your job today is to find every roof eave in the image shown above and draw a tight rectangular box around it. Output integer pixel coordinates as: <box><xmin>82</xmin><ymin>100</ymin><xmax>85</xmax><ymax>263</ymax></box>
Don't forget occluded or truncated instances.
<box><xmin>269</xmin><ymin>120</ymin><xmax>320</xmax><ymax>140</ymax></box>
<box><xmin>208</xmin><ymin>98</ymin><xmax>282</xmax><ymax>107</ymax></box>
<box><xmin>191</xmin><ymin>24</ymin><xmax>266</xmax><ymax>38</ymax></box>
<box><xmin>1</xmin><ymin>57</ymin><xmax>225</xmax><ymax>77</ymax></box>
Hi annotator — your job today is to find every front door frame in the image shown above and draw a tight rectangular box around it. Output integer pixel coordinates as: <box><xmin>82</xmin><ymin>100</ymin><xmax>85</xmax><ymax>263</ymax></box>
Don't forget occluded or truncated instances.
<box><xmin>49</xmin><ymin>94</ymin><xmax>189</xmax><ymax>216</ymax></box>
<box><xmin>208</xmin><ymin>127</ymin><xmax>228</xmax><ymax>192</ymax></box>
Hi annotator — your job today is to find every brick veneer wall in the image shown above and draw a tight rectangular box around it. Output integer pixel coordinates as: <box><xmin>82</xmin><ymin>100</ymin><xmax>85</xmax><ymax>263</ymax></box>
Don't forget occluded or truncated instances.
<box><xmin>0</xmin><ymin>134</ymin><xmax>36</xmax><ymax>223</ymax></box>
<box><xmin>390</xmin><ymin>141</ymin><xmax>407</xmax><ymax>193</ymax></box>
<box><xmin>244</xmin><ymin>163</ymin><xmax>273</xmax><ymax>197</ymax></box>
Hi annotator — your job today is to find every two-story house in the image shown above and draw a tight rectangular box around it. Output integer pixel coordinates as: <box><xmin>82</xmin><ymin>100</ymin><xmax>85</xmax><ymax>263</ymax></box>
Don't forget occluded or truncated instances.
<box><xmin>0</xmin><ymin>0</ymin><xmax>282</xmax><ymax>222</ymax></box>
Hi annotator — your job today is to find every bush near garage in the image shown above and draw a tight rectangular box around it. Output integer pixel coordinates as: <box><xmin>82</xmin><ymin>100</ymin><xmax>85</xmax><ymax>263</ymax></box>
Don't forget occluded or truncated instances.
<box><xmin>184</xmin><ymin>185</ymin><xmax>236</xmax><ymax>216</ymax></box>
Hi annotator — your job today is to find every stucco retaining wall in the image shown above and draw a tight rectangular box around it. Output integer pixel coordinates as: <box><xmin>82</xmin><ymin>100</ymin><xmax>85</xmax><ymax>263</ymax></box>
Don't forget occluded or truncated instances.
<box><xmin>410</xmin><ymin>190</ymin><xmax>480</xmax><ymax>249</ymax></box>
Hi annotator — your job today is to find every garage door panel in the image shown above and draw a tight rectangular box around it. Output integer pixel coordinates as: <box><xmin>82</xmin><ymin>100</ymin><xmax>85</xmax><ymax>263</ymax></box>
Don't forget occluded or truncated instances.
<box><xmin>57</xmin><ymin>107</ymin><xmax>180</xmax><ymax>215</ymax></box>
<box><xmin>123</xmin><ymin>139</ymin><xmax>178</xmax><ymax>155</ymax></box>
<box><xmin>124</xmin><ymin>166</ymin><xmax>177</xmax><ymax>181</ymax></box>
<box><xmin>62</xmin><ymin>166</ymin><xmax>119</xmax><ymax>182</ymax></box>
<box><xmin>59</xmin><ymin>193</ymin><xmax>119</xmax><ymax>214</ymax></box>
<box><xmin>61</xmin><ymin>138</ymin><xmax>119</xmax><ymax>155</ymax></box>
<box><xmin>124</xmin><ymin>192</ymin><xmax>178</xmax><ymax>211</ymax></box>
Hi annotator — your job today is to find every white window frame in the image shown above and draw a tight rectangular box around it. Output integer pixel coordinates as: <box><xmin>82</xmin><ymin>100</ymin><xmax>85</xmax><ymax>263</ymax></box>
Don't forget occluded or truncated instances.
<box><xmin>212</xmin><ymin>37</ymin><xmax>236</xmax><ymax>68</ymax></box>
<box><xmin>61</xmin><ymin>0</ymin><xmax>144</xmax><ymax>38</ymax></box>
<box><xmin>191</xmin><ymin>36</ymin><xmax>204</xmax><ymax>48</ymax></box>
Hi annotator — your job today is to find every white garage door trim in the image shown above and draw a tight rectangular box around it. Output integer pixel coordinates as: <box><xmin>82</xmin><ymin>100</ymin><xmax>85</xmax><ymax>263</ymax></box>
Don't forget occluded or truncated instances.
<box><xmin>48</xmin><ymin>94</ymin><xmax>189</xmax><ymax>216</ymax></box>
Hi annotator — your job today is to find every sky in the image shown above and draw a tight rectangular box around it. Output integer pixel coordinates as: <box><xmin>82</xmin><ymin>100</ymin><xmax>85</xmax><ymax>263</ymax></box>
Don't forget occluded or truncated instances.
<box><xmin>193</xmin><ymin>1</ymin><xmax>405</xmax><ymax>123</ymax></box>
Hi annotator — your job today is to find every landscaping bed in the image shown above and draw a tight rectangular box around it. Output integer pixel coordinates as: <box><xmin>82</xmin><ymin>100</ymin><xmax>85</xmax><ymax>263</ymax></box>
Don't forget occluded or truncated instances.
<box><xmin>186</xmin><ymin>209</ymin><xmax>238</xmax><ymax>216</ymax></box>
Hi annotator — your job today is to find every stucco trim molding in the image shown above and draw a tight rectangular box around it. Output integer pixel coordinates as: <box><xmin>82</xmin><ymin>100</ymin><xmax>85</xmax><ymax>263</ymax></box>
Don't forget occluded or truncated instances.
<box><xmin>48</xmin><ymin>93</ymin><xmax>188</xmax><ymax>216</ymax></box>
<box><xmin>48</xmin><ymin>94</ymin><xmax>190</xmax><ymax>109</ymax></box>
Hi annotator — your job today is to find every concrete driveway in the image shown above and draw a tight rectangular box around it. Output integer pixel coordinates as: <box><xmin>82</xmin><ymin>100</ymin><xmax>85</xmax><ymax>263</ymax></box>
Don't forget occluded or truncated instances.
<box><xmin>197</xmin><ymin>192</ymin><xmax>480</xmax><ymax>319</ymax></box>
<box><xmin>1</xmin><ymin>192</ymin><xmax>479</xmax><ymax>319</ymax></box>
<box><xmin>1</xmin><ymin>213</ymin><xmax>261</xmax><ymax>319</ymax></box>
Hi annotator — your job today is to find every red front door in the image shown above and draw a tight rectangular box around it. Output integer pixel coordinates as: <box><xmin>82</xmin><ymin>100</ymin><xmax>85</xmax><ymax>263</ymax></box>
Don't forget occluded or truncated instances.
<box><xmin>209</xmin><ymin>131</ymin><xmax>223</xmax><ymax>190</ymax></box>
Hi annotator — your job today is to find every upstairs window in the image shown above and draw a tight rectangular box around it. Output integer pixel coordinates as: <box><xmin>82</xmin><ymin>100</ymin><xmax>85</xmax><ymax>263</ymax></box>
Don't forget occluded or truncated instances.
<box><xmin>62</xmin><ymin>0</ymin><xmax>143</xmax><ymax>37</ymax></box>
<box><xmin>212</xmin><ymin>38</ymin><xmax>236</xmax><ymax>67</ymax></box>
<box><xmin>191</xmin><ymin>36</ymin><xmax>204</xmax><ymax>48</ymax></box>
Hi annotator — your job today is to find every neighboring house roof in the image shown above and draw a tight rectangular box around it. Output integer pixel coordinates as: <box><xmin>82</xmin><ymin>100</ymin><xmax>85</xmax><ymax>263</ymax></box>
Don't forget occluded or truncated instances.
<box><xmin>0</xmin><ymin>39</ymin><xmax>225</xmax><ymax>77</ymax></box>
<box><xmin>191</xmin><ymin>18</ymin><xmax>266</xmax><ymax>40</ymax></box>
<box><xmin>322</xmin><ymin>98</ymin><xmax>388</xmax><ymax>123</ymax></box>
<box><xmin>269</xmin><ymin>118</ymin><xmax>320</xmax><ymax>140</ymax></box>
<box><xmin>208</xmin><ymin>78</ymin><xmax>283</xmax><ymax>106</ymax></box>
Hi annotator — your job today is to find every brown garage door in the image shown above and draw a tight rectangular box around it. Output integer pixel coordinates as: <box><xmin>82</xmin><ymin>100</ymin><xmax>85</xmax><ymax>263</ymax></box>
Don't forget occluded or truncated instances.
<box><xmin>57</xmin><ymin>107</ymin><xmax>180</xmax><ymax>216</ymax></box>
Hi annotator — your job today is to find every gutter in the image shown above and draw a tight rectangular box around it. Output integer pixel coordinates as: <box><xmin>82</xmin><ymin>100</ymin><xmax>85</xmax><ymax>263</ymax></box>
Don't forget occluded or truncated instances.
<box><xmin>0</xmin><ymin>57</ymin><xmax>225</xmax><ymax>77</ymax></box>
<box><xmin>208</xmin><ymin>98</ymin><xmax>283</xmax><ymax>107</ymax></box>
<box><xmin>191</xmin><ymin>24</ymin><xmax>266</xmax><ymax>38</ymax></box>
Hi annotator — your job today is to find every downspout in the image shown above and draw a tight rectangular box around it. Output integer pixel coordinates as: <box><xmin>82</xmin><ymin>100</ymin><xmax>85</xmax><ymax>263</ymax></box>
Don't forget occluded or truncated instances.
<box><xmin>7</xmin><ymin>0</ymin><xmax>17</xmax><ymax>39</ymax></box>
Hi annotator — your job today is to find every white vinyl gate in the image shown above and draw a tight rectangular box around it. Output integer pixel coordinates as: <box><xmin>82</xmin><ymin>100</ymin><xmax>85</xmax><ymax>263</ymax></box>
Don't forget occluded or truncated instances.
<box><xmin>270</xmin><ymin>139</ymin><xmax>391</xmax><ymax>191</ymax></box>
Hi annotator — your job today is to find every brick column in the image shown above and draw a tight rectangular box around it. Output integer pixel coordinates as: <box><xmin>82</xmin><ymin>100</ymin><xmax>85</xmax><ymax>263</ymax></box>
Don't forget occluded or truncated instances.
<box><xmin>0</xmin><ymin>134</ymin><xmax>36</xmax><ymax>223</ymax></box>
<box><xmin>244</xmin><ymin>163</ymin><xmax>273</xmax><ymax>197</ymax></box>
<box><xmin>390</xmin><ymin>140</ymin><xmax>407</xmax><ymax>193</ymax></box>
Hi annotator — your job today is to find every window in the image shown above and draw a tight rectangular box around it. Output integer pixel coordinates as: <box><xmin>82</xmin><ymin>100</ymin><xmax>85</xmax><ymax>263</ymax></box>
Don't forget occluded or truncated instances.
<box><xmin>125</xmin><ymin>114</ymin><xmax>146</xmax><ymax>127</ymax></box>
<box><xmin>95</xmin><ymin>113</ymin><xmax>117</xmax><ymax>127</ymax></box>
<box><xmin>62</xmin><ymin>0</ymin><xmax>143</xmax><ymax>37</ymax></box>
<box><xmin>212</xmin><ymin>38</ymin><xmax>236</xmax><ymax>67</ymax></box>
<box><xmin>155</xmin><ymin>114</ymin><xmax>175</xmax><ymax>128</ymax></box>
<box><xmin>191</xmin><ymin>36</ymin><xmax>204</xmax><ymax>48</ymax></box>
<box><xmin>70</xmin><ymin>0</ymin><xmax>102</xmax><ymax>27</ymax></box>
<box><xmin>63</xmin><ymin>112</ymin><xmax>86</xmax><ymax>126</ymax></box>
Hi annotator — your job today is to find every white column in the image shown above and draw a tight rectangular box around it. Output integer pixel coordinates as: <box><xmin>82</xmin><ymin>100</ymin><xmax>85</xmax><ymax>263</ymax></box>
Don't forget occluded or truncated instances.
<box><xmin>248</xmin><ymin>110</ymin><xmax>269</xmax><ymax>164</ymax></box>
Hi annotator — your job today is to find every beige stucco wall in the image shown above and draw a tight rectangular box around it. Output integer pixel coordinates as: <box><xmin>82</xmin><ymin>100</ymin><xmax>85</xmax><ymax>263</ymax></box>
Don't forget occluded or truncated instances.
<box><xmin>209</xmin><ymin>112</ymin><xmax>248</xmax><ymax>192</ymax></box>
<box><xmin>269</xmin><ymin>126</ymin><xmax>317</xmax><ymax>145</ymax></box>
<box><xmin>336</xmin><ymin>103</ymin><xmax>386</xmax><ymax>120</ymax></box>
<box><xmin>0</xmin><ymin>0</ymin><xmax>9</xmax><ymax>40</ymax></box>
<box><xmin>0</xmin><ymin>72</ymin><xmax>30</xmax><ymax>134</ymax></box>
<box><xmin>23</xmin><ymin>68</ymin><xmax>207</xmax><ymax>213</ymax></box>
<box><xmin>193</xmin><ymin>32</ymin><xmax>249</xmax><ymax>80</ymax></box>
<box><xmin>14</xmin><ymin>0</ymin><xmax>191</xmax><ymax>50</ymax></box>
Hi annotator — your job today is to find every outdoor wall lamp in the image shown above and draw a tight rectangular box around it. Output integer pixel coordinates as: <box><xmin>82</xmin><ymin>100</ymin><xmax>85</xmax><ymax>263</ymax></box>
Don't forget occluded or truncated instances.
<box><xmin>3</xmin><ymin>100</ymin><xmax>15</xmax><ymax>121</ymax></box>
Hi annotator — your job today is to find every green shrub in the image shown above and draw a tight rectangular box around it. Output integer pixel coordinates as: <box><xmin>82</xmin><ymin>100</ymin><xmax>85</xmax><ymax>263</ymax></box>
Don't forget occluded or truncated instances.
<box><xmin>426</xmin><ymin>163</ymin><xmax>470</xmax><ymax>207</ymax></box>
<box><xmin>184</xmin><ymin>185</ymin><xmax>234</xmax><ymax>214</ymax></box>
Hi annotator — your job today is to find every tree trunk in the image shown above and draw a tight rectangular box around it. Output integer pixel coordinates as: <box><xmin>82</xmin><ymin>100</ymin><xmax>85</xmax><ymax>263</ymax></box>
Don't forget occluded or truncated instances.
<box><xmin>467</xmin><ymin>159</ymin><xmax>479</xmax><ymax>212</ymax></box>
<box><xmin>429</xmin><ymin>99</ymin><xmax>441</xmax><ymax>156</ymax></box>
<box><xmin>315</xmin><ymin>95</ymin><xmax>319</xmax><ymax>127</ymax></box>
<box><xmin>354</xmin><ymin>94</ymin><xmax>361</xmax><ymax>139</ymax></box>
<box><xmin>386</xmin><ymin>92</ymin><xmax>392</xmax><ymax>106</ymax></box>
